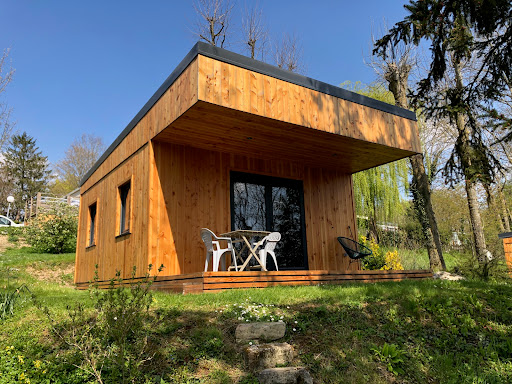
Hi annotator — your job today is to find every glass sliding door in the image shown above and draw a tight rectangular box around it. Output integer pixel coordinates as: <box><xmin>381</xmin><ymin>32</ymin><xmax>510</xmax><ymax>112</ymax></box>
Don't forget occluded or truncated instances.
<box><xmin>231</xmin><ymin>172</ymin><xmax>308</xmax><ymax>270</ymax></box>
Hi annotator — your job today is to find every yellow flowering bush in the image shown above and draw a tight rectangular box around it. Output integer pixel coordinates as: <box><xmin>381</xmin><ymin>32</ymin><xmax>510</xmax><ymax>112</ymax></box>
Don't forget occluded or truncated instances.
<box><xmin>382</xmin><ymin>250</ymin><xmax>404</xmax><ymax>271</ymax></box>
<box><xmin>360</xmin><ymin>236</ymin><xmax>404</xmax><ymax>271</ymax></box>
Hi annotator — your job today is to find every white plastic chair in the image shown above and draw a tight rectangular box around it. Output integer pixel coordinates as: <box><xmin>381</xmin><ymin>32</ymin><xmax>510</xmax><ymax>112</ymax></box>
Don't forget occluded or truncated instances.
<box><xmin>201</xmin><ymin>228</ymin><xmax>238</xmax><ymax>272</ymax></box>
<box><xmin>258</xmin><ymin>232</ymin><xmax>281</xmax><ymax>271</ymax></box>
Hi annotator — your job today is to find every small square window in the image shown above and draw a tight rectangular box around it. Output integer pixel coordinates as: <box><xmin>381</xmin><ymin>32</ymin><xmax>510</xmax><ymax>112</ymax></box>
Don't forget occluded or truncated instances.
<box><xmin>118</xmin><ymin>181</ymin><xmax>131</xmax><ymax>235</ymax></box>
<box><xmin>88</xmin><ymin>202</ymin><xmax>97</xmax><ymax>247</ymax></box>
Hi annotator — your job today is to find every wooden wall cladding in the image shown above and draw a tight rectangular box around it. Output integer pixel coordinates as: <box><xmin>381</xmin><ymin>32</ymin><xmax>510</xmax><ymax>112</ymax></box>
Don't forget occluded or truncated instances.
<box><xmin>80</xmin><ymin>59</ymin><xmax>198</xmax><ymax>193</ymax></box>
<box><xmin>75</xmin><ymin>145</ymin><xmax>151</xmax><ymax>284</ymax></box>
<box><xmin>148</xmin><ymin>141</ymin><xmax>359</xmax><ymax>277</ymax></box>
<box><xmin>504</xmin><ymin>238</ymin><xmax>512</xmax><ymax>274</ymax></box>
<box><xmin>197</xmin><ymin>55</ymin><xmax>421</xmax><ymax>154</ymax></box>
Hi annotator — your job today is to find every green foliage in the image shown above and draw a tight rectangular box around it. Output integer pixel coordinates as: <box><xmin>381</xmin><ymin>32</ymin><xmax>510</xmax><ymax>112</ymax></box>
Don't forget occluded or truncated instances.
<box><xmin>25</xmin><ymin>201</ymin><xmax>78</xmax><ymax>253</ymax></box>
<box><xmin>0</xmin><ymin>285</ymin><xmax>30</xmax><ymax>320</ymax></box>
<box><xmin>342</xmin><ymin>82</ymin><xmax>409</xmax><ymax>238</ymax></box>
<box><xmin>371</xmin><ymin>343</ymin><xmax>406</xmax><ymax>375</ymax></box>
<box><xmin>1</xmin><ymin>132</ymin><xmax>51</xmax><ymax>217</ymax></box>
<box><xmin>0</xmin><ymin>346</ymin><xmax>50</xmax><ymax>384</ymax></box>
<box><xmin>40</xmin><ymin>264</ymin><xmax>163</xmax><ymax>384</ymax></box>
<box><xmin>6</xmin><ymin>226</ymin><xmax>24</xmax><ymax>244</ymax></box>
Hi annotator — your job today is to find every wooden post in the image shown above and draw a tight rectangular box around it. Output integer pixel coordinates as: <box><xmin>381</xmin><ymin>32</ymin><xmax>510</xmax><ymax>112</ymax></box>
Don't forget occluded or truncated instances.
<box><xmin>36</xmin><ymin>192</ymin><xmax>41</xmax><ymax>216</ymax></box>
<box><xmin>499</xmin><ymin>232</ymin><xmax>512</xmax><ymax>276</ymax></box>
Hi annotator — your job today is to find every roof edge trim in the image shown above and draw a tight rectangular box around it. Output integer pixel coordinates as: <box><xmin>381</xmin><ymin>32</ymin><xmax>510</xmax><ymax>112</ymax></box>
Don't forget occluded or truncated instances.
<box><xmin>80</xmin><ymin>41</ymin><xmax>417</xmax><ymax>187</ymax></box>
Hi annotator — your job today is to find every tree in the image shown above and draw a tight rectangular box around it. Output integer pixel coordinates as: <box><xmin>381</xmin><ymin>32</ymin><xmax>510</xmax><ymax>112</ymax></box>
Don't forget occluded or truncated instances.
<box><xmin>274</xmin><ymin>33</ymin><xmax>304</xmax><ymax>73</ymax></box>
<box><xmin>53</xmin><ymin>134</ymin><xmax>105</xmax><ymax>193</ymax></box>
<box><xmin>2</xmin><ymin>132</ymin><xmax>51</xmax><ymax>219</ymax></box>
<box><xmin>0</xmin><ymin>48</ymin><xmax>15</xmax><ymax>152</ymax></box>
<box><xmin>193</xmin><ymin>0</ymin><xmax>233</xmax><ymax>47</ymax></box>
<box><xmin>241</xmin><ymin>4</ymin><xmax>268</xmax><ymax>59</ymax></box>
<box><xmin>369</xmin><ymin>31</ymin><xmax>446</xmax><ymax>270</ymax></box>
<box><xmin>345</xmin><ymin>83</ymin><xmax>410</xmax><ymax>242</ymax></box>
<box><xmin>374</xmin><ymin>0</ymin><xmax>511</xmax><ymax>276</ymax></box>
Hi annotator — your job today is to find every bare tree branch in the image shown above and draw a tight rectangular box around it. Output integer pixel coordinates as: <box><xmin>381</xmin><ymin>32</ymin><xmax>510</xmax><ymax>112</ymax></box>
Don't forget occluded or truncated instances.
<box><xmin>274</xmin><ymin>33</ymin><xmax>305</xmax><ymax>74</ymax></box>
<box><xmin>193</xmin><ymin>0</ymin><xmax>234</xmax><ymax>47</ymax></box>
<box><xmin>241</xmin><ymin>3</ymin><xmax>268</xmax><ymax>59</ymax></box>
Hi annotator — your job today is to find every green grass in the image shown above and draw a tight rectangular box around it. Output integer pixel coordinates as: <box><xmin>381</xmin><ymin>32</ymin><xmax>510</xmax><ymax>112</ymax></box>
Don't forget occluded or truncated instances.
<box><xmin>1</xmin><ymin>245</ymin><xmax>512</xmax><ymax>383</ymax></box>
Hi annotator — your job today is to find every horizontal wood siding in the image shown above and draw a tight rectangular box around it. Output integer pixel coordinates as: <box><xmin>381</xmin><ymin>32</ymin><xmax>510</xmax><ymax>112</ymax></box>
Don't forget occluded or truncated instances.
<box><xmin>77</xmin><ymin>270</ymin><xmax>433</xmax><ymax>293</ymax></box>
<box><xmin>75</xmin><ymin>146</ymin><xmax>150</xmax><ymax>283</ymax></box>
<box><xmin>197</xmin><ymin>55</ymin><xmax>421</xmax><ymax>154</ymax></box>
<box><xmin>149</xmin><ymin>142</ymin><xmax>358</xmax><ymax>276</ymax></box>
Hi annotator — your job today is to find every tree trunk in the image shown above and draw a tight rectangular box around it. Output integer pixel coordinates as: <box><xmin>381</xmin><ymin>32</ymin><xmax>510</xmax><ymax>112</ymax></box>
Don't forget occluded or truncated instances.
<box><xmin>410</xmin><ymin>154</ymin><xmax>446</xmax><ymax>270</ymax></box>
<box><xmin>499</xmin><ymin>189</ymin><xmax>511</xmax><ymax>231</ymax></box>
<box><xmin>453</xmin><ymin>59</ymin><xmax>489</xmax><ymax>270</ymax></box>
<box><xmin>386</xmin><ymin>66</ymin><xmax>445</xmax><ymax>270</ymax></box>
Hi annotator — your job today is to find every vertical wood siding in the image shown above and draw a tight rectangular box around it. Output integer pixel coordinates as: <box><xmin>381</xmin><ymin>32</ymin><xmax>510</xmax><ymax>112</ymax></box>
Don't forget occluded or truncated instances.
<box><xmin>144</xmin><ymin>142</ymin><xmax>358</xmax><ymax>279</ymax></box>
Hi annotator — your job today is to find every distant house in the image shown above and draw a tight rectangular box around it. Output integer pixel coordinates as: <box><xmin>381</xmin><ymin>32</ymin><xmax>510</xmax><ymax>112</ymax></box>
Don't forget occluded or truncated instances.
<box><xmin>75</xmin><ymin>42</ymin><xmax>429</xmax><ymax>292</ymax></box>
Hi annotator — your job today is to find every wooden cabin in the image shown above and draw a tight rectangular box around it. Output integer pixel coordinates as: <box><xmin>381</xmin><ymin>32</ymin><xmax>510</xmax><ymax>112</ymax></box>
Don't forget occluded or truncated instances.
<box><xmin>75</xmin><ymin>42</ymin><xmax>431</xmax><ymax>293</ymax></box>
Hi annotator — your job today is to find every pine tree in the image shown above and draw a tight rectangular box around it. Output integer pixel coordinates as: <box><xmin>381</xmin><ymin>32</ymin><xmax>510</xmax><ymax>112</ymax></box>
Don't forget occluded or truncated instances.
<box><xmin>2</xmin><ymin>132</ymin><xmax>51</xmax><ymax>219</ymax></box>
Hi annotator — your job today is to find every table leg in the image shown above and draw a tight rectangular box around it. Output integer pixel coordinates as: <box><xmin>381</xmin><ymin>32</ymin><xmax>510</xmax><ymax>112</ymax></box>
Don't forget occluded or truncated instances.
<box><xmin>237</xmin><ymin>236</ymin><xmax>267</xmax><ymax>272</ymax></box>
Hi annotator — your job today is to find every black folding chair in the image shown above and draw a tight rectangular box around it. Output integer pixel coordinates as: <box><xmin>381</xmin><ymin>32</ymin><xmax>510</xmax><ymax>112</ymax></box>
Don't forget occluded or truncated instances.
<box><xmin>337</xmin><ymin>236</ymin><xmax>372</xmax><ymax>262</ymax></box>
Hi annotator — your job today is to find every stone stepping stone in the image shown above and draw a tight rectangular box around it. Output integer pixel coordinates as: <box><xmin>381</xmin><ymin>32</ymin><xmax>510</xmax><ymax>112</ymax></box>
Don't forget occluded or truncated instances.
<box><xmin>258</xmin><ymin>367</ymin><xmax>313</xmax><ymax>384</ymax></box>
<box><xmin>245</xmin><ymin>342</ymin><xmax>294</xmax><ymax>370</ymax></box>
<box><xmin>236</xmin><ymin>322</ymin><xmax>286</xmax><ymax>343</ymax></box>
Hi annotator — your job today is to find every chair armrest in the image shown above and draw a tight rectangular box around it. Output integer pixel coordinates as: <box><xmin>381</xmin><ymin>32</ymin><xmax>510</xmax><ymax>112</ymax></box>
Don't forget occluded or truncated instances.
<box><xmin>216</xmin><ymin>236</ymin><xmax>234</xmax><ymax>241</ymax></box>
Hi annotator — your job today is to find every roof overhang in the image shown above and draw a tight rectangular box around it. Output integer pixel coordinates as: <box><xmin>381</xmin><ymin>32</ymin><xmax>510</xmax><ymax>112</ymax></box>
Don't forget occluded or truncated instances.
<box><xmin>81</xmin><ymin>42</ymin><xmax>420</xmax><ymax>186</ymax></box>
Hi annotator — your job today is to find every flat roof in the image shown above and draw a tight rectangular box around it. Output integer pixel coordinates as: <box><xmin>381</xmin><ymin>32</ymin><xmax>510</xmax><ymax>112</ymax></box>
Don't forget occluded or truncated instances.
<box><xmin>499</xmin><ymin>232</ymin><xmax>512</xmax><ymax>239</ymax></box>
<box><xmin>80</xmin><ymin>42</ymin><xmax>417</xmax><ymax>186</ymax></box>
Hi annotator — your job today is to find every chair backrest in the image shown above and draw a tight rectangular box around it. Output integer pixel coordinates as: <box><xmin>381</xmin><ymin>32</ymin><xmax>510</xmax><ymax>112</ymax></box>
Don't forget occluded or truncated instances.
<box><xmin>264</xmin><ymin>232</ymin><xmax>281</xmax><ymax>252</ymax></box>
<box><xmin>200</xmin><ymin>228</ymin><xmax>215</xmax><ymax>252</ymax></box>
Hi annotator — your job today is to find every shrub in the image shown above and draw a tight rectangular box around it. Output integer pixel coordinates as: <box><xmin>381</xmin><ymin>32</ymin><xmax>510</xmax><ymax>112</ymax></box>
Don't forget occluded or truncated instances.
<box><xmin>360</xmin><ymin>237</ymin><xmax>404</xmax><ymax>270</ymax></box>
<box><xmin>25</xmin><ymin>201</ymin><xmax>78</xmax><ymax>253</ymax></box>
<box><xmin>360</xmin><ymin>236</ymin><xmax>386</xmax><ymax>270</ymax></box>
<box><xmin>39</xmin><ymin>264</ymin><xmax>163</xmax><ymax>384</ymax></box>
<box><xmin>7</xmin><ymin>227</ymin><xmax>24</xmax><ymax>244</ymax></box>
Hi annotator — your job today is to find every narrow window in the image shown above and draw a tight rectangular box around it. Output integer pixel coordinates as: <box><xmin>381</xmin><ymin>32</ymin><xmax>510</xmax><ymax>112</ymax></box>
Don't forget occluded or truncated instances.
<box><xmin>88</xmin><ymin>202</ymin><xmax>97</xmax><ymax>246</ymax></box>
<box><xmin>119</xmin><ymin>181</ymin><xmax>131</xmax><ymax>235</ymax></box>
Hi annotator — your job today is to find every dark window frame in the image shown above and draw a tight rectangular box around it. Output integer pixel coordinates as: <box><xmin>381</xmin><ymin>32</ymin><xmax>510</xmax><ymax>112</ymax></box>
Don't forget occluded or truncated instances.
<box><xmin>88</xmin><ymin>202</ymin><xmax>97</xmax><ymax>247</ymax></box>
<box><xmin>230</xmin><ymin>171</ymin><xmax>309</xmax><ymax>270</ymax></box>
<box><xmin>118</xmin><ymin>181</ymin><xmax>131</xmax><ymax>236</ymax></box>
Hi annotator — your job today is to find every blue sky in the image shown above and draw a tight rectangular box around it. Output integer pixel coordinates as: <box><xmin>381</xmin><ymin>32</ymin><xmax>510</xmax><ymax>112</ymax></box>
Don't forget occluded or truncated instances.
<box><xmin>0</xmin><ymin>1</ymin><xmax>411</xmax><ymax>166</ymax></box>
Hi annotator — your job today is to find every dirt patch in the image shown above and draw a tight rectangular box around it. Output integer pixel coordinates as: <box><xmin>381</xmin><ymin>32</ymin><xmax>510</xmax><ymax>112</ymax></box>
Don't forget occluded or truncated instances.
<box><xmin>25</xmin><ymin>264</ymin><xmax>75</xmax><ymax>286</ymax></box>
<box><xmin>0</xmin><ymin>235</ymin><xmax>10</xmax><ymax>254</ymax></box>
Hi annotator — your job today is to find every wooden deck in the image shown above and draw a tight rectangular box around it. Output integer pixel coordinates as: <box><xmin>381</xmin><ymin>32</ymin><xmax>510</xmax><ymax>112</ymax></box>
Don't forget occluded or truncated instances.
<box><xmin>76</xmin><ymin>269</ymin><xmax>433</xmax><ymax>294</ymax></box>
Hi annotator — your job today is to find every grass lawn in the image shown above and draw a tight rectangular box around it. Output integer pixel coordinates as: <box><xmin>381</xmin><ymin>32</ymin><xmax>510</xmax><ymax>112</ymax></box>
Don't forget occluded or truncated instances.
<box><xmin>1</xmin><ymin>245</ymin><xmax>512</xmax><ymax>383</ymax></box>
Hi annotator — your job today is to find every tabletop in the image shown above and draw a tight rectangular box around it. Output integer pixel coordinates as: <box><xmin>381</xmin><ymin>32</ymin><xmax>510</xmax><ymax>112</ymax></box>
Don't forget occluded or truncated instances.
<box><xmin>220</xmin><ymin>229</ymin><xmax>270</xmax><ymax>238</ymax></box>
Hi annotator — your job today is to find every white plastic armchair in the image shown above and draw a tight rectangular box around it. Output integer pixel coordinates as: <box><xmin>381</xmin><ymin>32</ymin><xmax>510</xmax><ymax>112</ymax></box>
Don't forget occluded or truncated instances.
<box><xmin>258</xmin><ymin>232</ymin><xmax>281</xmax><ymax>271</ymax></box>
<box><xmin>201</xmin><ymin>228</ymin><xmax>238</xmax><ymax>272</ymax></box>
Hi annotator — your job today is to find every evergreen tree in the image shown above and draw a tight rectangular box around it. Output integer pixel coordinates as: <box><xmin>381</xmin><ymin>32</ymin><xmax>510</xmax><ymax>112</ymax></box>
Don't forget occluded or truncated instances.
<box><xmin>2</xmin><ymin>132</ymin><xmax>51</xmax><ymax>219</ymax></box>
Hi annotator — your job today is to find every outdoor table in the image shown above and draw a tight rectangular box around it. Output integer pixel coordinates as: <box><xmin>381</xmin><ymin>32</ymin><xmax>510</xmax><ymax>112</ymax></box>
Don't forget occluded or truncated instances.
<box><xmin>220</xmin><ymin>230</ymin><xmax>271</xmax><ymax>271</ymax></box>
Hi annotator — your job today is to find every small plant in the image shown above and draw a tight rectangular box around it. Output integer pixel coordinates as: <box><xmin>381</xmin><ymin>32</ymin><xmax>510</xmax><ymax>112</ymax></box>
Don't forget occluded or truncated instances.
<box><xmin>0</xmin><ymin>285</ymin><xmax>30</xmax><ymax>320</ymax></box>
<box><xmin>39</xmin><ymin>264</ymin><xmax>164</xmax><ymax>384</ymax></box>
<box><xmin>371</xmin><ymin>343</ymin><xmax>406</xmax><ymax>375</ymax></box>
<box><xmin>25</xmin><ymin>201</ymin><xmax>78</xmax><ymax>253</ymax></box>
<box><xmin>0</xmin><ymin>345</ymin><xmax>50</xmax><ymax>384</ymax></box>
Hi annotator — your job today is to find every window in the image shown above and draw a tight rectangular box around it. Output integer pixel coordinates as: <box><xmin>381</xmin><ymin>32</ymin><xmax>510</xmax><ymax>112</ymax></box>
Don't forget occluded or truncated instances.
<box><xmin>0</xmin><ymin>217</ymin><xmax>10</xmax><ymax>226</ymax></box>
<box><xmin>88</xmin><ymin>202</ymin><xmax>97</xmax><ymax>246</ymax></box>
<box><xmin>118</xmin><ymin>181</ymin><xmax>131</xmax><ymax>235</ymax></box>
<box><xmin>230</xmin><ymin>171</ymin><xmax>308</xmax><ymax>270</ymax></box>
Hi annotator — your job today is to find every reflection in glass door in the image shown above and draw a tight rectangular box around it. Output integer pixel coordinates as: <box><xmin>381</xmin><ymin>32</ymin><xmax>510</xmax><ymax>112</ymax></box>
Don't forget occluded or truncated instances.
<box><xmin>231</xmin><ymin>172</ymin><xmax>308</xmax><ymax>270</ymax></box>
